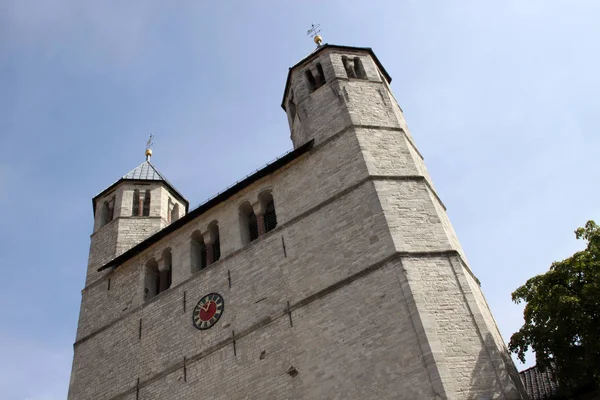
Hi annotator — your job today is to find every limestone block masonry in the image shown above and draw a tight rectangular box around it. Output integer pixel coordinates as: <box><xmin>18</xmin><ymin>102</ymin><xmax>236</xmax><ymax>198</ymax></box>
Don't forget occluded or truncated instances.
<box><xmin>68</xmin><ymin>44</ymin><xmax>529</xmax><ymax>400</ymax></box>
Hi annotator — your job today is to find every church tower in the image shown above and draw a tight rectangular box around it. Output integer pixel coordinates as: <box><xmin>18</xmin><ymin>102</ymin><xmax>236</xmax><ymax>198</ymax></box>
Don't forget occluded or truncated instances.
<box><xmin>86</xmin><ymin>149</ymin><xmax>188</xmax><ymax>286</ymax></box>
<box><xmin>68</xmin><ymin>38</ymin><xmax>527</xmax><ymax>400</ymax></box>
<box><xmin>280</xmin><ymin>40</ymin><xmax>528</xmax><ymax>398</ymax></box>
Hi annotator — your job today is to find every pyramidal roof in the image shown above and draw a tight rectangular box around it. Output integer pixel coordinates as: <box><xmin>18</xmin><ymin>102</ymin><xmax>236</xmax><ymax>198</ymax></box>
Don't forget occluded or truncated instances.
<box><xmin>122</xmin><ymin>160</ymin><xmax>166</xmax><ymax>181</ymax></box>
<box><xmin>92</xmin><ymin>159</ymin><xmax>188</xmax><ymax>212</ymax></box>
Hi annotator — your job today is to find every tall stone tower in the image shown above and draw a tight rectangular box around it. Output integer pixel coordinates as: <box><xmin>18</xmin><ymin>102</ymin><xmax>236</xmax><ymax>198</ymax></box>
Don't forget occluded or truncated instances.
<box><xmin>68</xmin><ymin>41</ymin><xmax>527</xmax><ymax>400</ymax></box>
<box><xmin>85</xmin><ymin>153</ymin><xmax>188</xmax><ymax>285</ymax></box>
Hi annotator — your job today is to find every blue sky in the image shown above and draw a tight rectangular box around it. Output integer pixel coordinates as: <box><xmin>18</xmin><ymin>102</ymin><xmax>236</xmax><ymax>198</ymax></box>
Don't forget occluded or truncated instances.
<box><xmin>1</xmin><ymin>1</ymin><xmax>599</xmax><ymax>399</ymax></box>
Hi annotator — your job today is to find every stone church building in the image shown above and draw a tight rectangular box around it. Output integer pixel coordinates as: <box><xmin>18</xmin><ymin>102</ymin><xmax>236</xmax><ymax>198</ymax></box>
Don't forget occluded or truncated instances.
<box><xmin>68</xmin><ymin>41</ymin><xmax>528</xmax><ymax>399</ymax></box>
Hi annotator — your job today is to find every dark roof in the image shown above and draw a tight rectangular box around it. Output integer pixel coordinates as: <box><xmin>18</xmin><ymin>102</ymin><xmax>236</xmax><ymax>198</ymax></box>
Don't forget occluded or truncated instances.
<box><xmin>92</xmin><ymin>160</ymin><xmax>188</xmax><ymax>214</ymax></box>
<box><xmin>520</xmin><ymin>365</ymin><xmax>559</xmax><ymax>400</ymax></box>
<box><xmin>281</xmin><ymin>43</ymin><xmax>393</xmax><ymax>111</ymax></box>
<box><xmin>97</xmin><ymin>139</ymin><xmax>315</xmax><ymax>272</ymax></box>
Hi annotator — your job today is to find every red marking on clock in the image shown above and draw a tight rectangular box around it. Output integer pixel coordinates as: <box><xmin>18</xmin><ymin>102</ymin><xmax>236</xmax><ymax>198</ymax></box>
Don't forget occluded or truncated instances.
<box><xmin>199</xmin><ymin>301</ymin><xmax>217</xmax><ymax>321</ymax></box>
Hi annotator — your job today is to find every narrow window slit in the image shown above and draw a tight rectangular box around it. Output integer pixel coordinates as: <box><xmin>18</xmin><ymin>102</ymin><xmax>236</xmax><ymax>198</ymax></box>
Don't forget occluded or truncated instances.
<box><xmin>264</xmin><ymin>200</ymin><xmax>277</xmax><ymax>232</ymax></box>
<box><xmin>248</xmin><ymin>211</ymin><xmax>259</xmax><ymax>242</ymax></box>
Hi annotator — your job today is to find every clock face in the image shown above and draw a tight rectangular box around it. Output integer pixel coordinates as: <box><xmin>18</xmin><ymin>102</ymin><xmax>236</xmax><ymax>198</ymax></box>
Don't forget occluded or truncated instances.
<box><xmin>193</xmin><ymin>293</ymin><xmax>224</xmax><ymax>330</ymax></box>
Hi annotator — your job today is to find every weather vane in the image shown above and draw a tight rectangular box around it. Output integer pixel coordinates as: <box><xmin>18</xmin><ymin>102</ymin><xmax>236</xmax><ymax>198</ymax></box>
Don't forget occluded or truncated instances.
<box><xmin>145</xmin><ymin>134</ymin><xmax>155</xmax><ymax>161</ymax></box>
<box><xmin>307</xmin><ymin>23</ymin><xmax>323</xmax><ymax>47</ymax></box>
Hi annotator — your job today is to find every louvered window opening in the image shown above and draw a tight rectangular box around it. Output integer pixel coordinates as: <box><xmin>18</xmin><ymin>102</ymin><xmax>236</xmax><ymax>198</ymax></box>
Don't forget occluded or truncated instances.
<box><xmin>213</xmin><ymin>236</ymin><xmax>221</xmax><ymax>262</ymax></box>
<box><xmin>264</xmin><ymin>201</ymin><xmax>277</xmax><ymax>233</ymax></box>
<box><xmin>248</xmin><ymin>212</ymin><xmax>259</xmax><ymax>242</ymax></box>
<box><xmin>199</xmin><ymin>243</ymin><xmax>207</xmax><ymax>270</ymax></box>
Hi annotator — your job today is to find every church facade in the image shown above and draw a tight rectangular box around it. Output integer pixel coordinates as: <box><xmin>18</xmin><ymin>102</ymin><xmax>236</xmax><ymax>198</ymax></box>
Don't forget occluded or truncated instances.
<box><xmin>68</xmin><ymin>43</ymin><xmax>528</xmax><ymax>399</ymax></box>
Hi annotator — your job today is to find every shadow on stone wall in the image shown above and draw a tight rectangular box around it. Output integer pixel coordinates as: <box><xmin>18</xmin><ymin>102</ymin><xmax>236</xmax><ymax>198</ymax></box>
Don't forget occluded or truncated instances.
<box><xmin>466</xmin><ymin>333</ymin><xmax>529</xmax><ymax>400</ymax></box>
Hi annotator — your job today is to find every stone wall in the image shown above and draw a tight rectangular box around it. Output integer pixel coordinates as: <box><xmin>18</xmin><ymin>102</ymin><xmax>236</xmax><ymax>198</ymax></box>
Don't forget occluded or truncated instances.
<box><xmin>69</xmin><ymin>45</ymin><xmax>526</xmax><ymax>399</ymax></box>
<box><xmin>86</xmin><ymin>182</ymin><xmax>186</xmax><ymax>286</ymax></box>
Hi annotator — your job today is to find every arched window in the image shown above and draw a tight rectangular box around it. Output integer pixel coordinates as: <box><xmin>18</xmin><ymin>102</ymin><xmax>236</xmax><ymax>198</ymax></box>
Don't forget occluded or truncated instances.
<box><xmin>239</xmin><ymin>201</ymin><xmax>258</xmax><ymax>245</ymax></box>
<box><xmin>171</xmin><ymin>203</ymin><xmax>179</xmax><ymax>224</ymax></box>
<box><xmin>142</xmin><ymin>190</ymin><xmax>151</xmax><ymax>216</ymax></box>
<box><xmin>160</xmin><ymin>249</ymin><xmax>172</xmax><ymax>292</ymax></box>
<box><xmin>191</xmin><ymin>231</ymin><xmax>207</xmax><ymax>273</ymax></box>
<box><xmin>259</xmin><ymin>190</ymin><xmax>278</xmax><ymax>234</ymax></box>
<box><xmin>132</xmin><ymin>189</ymin><xmax>140</xmax><ymax>216</ymax></box>
<box><xmin>208</xmin><ymin>221</ymin><xmax>221</xmax><ymax>263</ymax></box>
<box><xmin>144</xmin><ymin>259</ymin><xmax>160</xmax><ymax>300</ymax></box>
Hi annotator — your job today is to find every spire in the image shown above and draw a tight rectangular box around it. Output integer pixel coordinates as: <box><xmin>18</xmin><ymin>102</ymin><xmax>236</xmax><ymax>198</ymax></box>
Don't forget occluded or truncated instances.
<box><xmin>92</xmin><ymin>133</ymin><xmax>188</xmax><ymax>217</ymax></box>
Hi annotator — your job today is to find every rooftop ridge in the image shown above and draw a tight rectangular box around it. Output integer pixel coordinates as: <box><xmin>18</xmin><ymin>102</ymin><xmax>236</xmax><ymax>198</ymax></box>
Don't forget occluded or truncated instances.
<box><xmin>189</xmin><ymin>146</ymin><xmax>299</xmax><ymax>212</ymax></box>
<box><xmin>97</xmin><ymin>140</ymin><xmax>314</xmax><ymax>272</ymax></box>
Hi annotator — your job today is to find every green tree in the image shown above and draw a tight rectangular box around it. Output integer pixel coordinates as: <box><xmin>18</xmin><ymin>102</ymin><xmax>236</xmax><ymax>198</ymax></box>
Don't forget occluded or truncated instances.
<box><xmin>509</xmin><ymin>221</ymin><xmax>600</xmax><ymax>396</ymax></box>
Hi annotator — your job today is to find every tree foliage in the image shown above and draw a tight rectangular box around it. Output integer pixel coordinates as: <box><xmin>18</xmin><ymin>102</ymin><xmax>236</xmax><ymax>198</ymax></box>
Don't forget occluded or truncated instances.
<box><xmin>509</xmin><ymin>221</ymin><xmax>600</xmax><ymax>395</ymax></box>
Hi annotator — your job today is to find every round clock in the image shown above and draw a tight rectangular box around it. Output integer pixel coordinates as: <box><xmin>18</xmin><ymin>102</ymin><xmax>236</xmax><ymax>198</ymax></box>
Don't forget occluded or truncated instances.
<box><xmin>193</xmin><ymin>293</ymin><xmax>224</xmax><ymax>330</ymax></box>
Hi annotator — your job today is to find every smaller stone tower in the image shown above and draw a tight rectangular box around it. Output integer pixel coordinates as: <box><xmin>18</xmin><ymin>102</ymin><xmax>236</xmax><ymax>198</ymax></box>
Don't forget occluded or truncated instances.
<box><xmin>86</xmin><ymin>150</ymin><xmax>188</xmax><ymax>286</ymax></box>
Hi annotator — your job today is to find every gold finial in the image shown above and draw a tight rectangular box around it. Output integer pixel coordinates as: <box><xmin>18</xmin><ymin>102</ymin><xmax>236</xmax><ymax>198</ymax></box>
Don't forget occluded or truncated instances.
<box><xmin>145</xmin><ymin>134</ymin><xmax>155</xmax><ymax>161</ymax></box>
<box><xmin>307</xmin><ymin>23</ymin><xmax>323</xmax><ymax>47</ymax></box>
